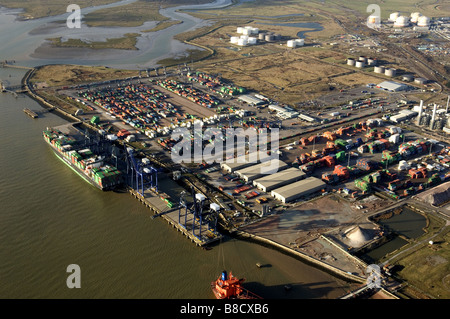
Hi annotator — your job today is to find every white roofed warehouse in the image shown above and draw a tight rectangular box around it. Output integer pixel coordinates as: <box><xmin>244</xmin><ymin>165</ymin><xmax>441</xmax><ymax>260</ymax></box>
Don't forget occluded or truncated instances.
<box><xmin>220</xmin><ymin>155</ymin><xmax>254</xmax><ymax>173</ymax></box>
<box><xmin>235</xmin><ymin>159</ymin><xmax>288</xmax><ymax>183</ymax></box>
<box><xmin>253</xmin><ymin>167</ymin><xmax>306</xmax><ymax>192</ymax></box>
<box><xmin>376</xmin><ymin>81</ymin><xmax>409</xmax><ymax>92</ymax></box>
<box><xmin>271</xmin><ymin>177</ymin><xmax>326</xmax><ymax>203</ymax></box>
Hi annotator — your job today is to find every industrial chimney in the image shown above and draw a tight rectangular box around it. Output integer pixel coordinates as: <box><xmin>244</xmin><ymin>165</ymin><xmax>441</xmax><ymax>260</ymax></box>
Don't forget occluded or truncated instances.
<box><xmin>417</xmin><ymin>100</ymin><xmax>423</xmax><ymax>125</ymax></box>
<box><xmin>430</xmin><ymin>103</ymin><xmax>437</xmax><ymax>130</ymax></box>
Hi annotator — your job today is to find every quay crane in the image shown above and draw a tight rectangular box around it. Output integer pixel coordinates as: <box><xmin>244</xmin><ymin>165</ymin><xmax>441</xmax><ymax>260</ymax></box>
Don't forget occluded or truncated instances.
<box><xmin>125</xmin><ymin>147</ymin><xmax>159</xmax><ymax>196</ymax></box>
<box><xmin>178</xmin><ymin>186</ymin><xmax>220</xmax><ymax>241</ymax></box>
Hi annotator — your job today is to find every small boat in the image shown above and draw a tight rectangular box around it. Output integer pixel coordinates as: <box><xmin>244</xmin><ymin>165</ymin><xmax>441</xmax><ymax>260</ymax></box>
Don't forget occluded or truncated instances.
<box><xmin>211</xmin><ymin>271</ymin><xmax>262</xmax><ymax>299</ymax></box>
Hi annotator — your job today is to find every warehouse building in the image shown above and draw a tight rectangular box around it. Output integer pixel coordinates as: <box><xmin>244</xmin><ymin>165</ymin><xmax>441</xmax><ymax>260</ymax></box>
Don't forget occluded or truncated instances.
<box><xmin>298</xmin><ymin>113</ymin><xmax>317</xmax><ymax>122</ymax></box>
<box><xmin>376</xmin><ymin>81</ymin><xmax>409</xmax><ymax>92</ymax></box>
<box><xmin>253</xmin><ymin>167</ymin><xmax>306</xmax><ymax>192</ymax></box>
<box><xmin>220</xmin><ymin>155</ymin><xmax>254</xmax><ymax>173</ymax></box>
<box><xmin>238</xmin><ymin>95</ymin><xmax>265</xmax><ymax>106</ymax></box>
<box><xmin>271</xmin><ymin>177</ymin><xmax>326</xmax><ymax>203</ymax></box>
<box><xmin>235</xmin><ymin>159</ymin><xmax>288</xmax><ymax>183</ymax></box>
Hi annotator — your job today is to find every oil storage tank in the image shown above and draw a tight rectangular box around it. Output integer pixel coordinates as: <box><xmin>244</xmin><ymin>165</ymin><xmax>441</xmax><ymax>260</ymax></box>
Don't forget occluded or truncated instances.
<box><xmin>417</xmin><ymin>16</ymin><xmax>431</xmax><ymax>27</ymax></box>
<box><xmin>374</xmin><ymin>66</ymin><xmax>385</xmax><ymax>74</ymax></box>
<box><xmin>385</xmin><ymin>68</ymin><xmax>397</xmax><ymax>77</ymax></box>
<box><xmin>367</xmin><ymin>58</ymin><xmax>377</xmax><ymax>66</ymax></box>
<box><xmin>355</xmin><ymin>61</ymin><xmax>365</xmax><ymax>68</ymax></box>
<box><xmin>347</xmin><ymin>58</ymin><xmax>356</xmax><ymax>66</ymax></box>
<box><xmin>389</xmin><ymin>12</ymin><xmax>400</xmax><ymax>22</ymax></box>
<box><xmin>394</xmin><ymin>16</ymin><xmax>410</xmax><ymax>28</ymax></box>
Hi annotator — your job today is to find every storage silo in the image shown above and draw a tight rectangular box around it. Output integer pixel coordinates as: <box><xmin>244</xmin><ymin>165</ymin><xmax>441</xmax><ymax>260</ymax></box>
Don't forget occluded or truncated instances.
<box><xmin>367</xmin><ymin>15</ymin><xmax>379</xmax><ymax>25</ymax></box>
<box><xmin>295</xmin><ymin>39</ymin><xmax>305</xmax><ymax>46</ymax></box>
<box><xmin>415</xmin><ymin>77</ymin><xmax>428</xmax><ymax>85</ymax></box>
<box><xmin>385</xmin><ymin>68</ymin><xmax>397</xmax><ymax>77</ymax></box>
<box><xmin>248</xmin><ymin>37</ymin><xmax>257</xmax><ymax>45</ymax></box>
<box><xmin>389</xmin><ymin>12</ymin><xmax>400</xmax><ymax>22</ymax></box>
<box><xmin>358</xmin><ymin>56</ymin><xmax>368</xmax><ymax>63</ymax></box>
<box><xmin>287</xmin><ymin>40</ymin><xmax>296</xmax><ymax>48</ymax></box>
<box><xmin>237</xmin><ymin>38</ymin><xmax>248</xmax><ymax>46</ymax></box>
<box><xmin>417</xmin><ymin>16</ymin><xmax>431</xmax><ymax>27</ymax></box>
<box><xmin>265</xmin><ymin>34</ymin><xmax>275</xmax><ymax>42</ymax></box>
<box><xmin>367</xmin><ymin>58</ymin><xmax>377</xmax><ymax>66</ymax></box>
<box><xmin>355</xmin><ymin>61</ymin><xmax>365</xmax><ymax>68</ymax></box>
<box><xmin>394</xmin><ymin>16</ymin><xmax>410</xmax><ymax>28</ymax></box>
<box><xmin>402</xmin><ymin>74</ymin><xmax>414</xmax><ymax>82</ymax></box>
<box><xmin>347</xmin><ymin>58</ymin><xmax>356</xmax><ymax>66</ymax></box>
<box><xmin>258</xmin><ymin>33</ymin><xmax>266</xmax><ymax>40</ymax></box>
<box><xmin>230</xmin><ymin>36</ymin><xmax>239</xmax><ymax>44</ymax></box>
<box><xmin>374</xmin><ymin>66</ymin><xmax>385</xmax><ymax>74</ymax></box>
<box><xmin>411</xmin><ymin>12</ymin><xmax>422</xmax><ymax>24</ymax></box>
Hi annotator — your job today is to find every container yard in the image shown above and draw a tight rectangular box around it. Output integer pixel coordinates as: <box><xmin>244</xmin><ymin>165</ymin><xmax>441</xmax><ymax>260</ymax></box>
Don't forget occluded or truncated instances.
<box><xmin>46</xmin><ymin>66</ymin><xmax>450</xmax><ymax>298</ymax></box>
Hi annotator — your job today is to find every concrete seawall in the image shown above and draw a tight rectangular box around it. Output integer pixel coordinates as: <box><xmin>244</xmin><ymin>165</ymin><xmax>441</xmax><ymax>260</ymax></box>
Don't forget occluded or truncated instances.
<box><xmin>233</xmin><ymin>229</ymin><xmax>367</xmax><ymax>284</ymax></box>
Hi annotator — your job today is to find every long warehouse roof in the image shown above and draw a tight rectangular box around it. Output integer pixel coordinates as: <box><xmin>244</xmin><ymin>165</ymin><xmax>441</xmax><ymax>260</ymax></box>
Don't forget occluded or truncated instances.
<box><xmin>253</xmin><ymin>167</ymin><xmax>306</xmax><ymax>188</ymax></box>
<box><xmin>220</xmin><ymin>155</ymin><xmax>255</xmax><ymax>171</ymax></box>
<box><xmin>271</xmin><ymin>177</ymin><xmax>325</xmax><ymax>199</ymax></box>
<box><xmin>236</xmin><ymin>159</ymin><xmax>288</xmax><ymax>179</ymax></box>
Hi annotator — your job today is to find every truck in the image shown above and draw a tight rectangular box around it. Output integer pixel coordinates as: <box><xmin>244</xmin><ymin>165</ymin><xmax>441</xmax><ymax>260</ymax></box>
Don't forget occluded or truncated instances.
<box><xmin>117</xmin><ymin>129</ymin><xmax>131</xmax><ymax>138</ymax></box>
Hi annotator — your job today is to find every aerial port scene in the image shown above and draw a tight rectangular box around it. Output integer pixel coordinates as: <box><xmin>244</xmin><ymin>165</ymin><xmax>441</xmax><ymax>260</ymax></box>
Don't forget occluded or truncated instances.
<box><xmin>1</xmin><ymin>0</ymin><xmax>450</xmax><ymax>307</ymax></box>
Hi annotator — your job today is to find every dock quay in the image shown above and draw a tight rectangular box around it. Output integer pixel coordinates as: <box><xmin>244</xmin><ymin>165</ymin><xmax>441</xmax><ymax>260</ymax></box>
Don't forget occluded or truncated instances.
<box><xmin>129</xmin><ymin>187</ymin><xmax>223</xmax><ymax>247</ymax></box>
<box><xmin>23</xmin><ymin>108</ymin><xmax>38</xmax><ymax>118</ymax></box>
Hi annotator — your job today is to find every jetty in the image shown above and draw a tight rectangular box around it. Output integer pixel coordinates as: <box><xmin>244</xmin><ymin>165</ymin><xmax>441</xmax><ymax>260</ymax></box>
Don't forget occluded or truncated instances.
<box><xmin>23</xmin><ymin>108</ymin><xmax>38</xmax><ymax>118</ymax></box>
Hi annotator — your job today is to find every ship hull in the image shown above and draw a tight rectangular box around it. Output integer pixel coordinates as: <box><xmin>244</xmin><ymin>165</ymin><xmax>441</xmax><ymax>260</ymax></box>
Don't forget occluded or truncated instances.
<box><xmin>50</xmin><ymin>145</ymin><xmax>105</xmax><ymax>191</ymax></box>
<box><xmin>211</xmin><ymin>280</ymin><xmax>262</xmax><ymax>299</ymax></box>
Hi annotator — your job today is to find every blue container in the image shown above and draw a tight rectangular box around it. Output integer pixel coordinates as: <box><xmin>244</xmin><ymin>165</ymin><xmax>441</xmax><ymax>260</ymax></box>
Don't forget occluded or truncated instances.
<box><xmin>221</xmin><ymin>271</ymin><xmax>228</xmax><ymax>281</ymax></box>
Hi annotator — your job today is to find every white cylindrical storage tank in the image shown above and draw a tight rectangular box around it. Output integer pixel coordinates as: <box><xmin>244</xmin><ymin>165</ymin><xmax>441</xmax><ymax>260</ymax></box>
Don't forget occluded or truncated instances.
<box><xmin>258</xmin><ymin>33</ymin><xmax>266</xmax><ymax>40</ymax></box>
<box><xmin>367</xmin><ymin>15</ymin><xmax>378</xmax><ymax>25</ymax></box>
<box><xmin>237</xmin><ymin>38</ymin><xmax>248</xmax><ymax>46</ymax></box>
<box><xmin>265</xmin><ymin>34</ymin><xmax>274</xmax><ymax>42</ymax></box>
<box><xmin>415</xmin><ymin>77</ymin><xmax>428</xmax><ymax>85</ymax></box>
<box><xmin>358</xmin><ymin>56</ymin><xmax>367</xmax><ymax>63</ymax></box>
<box><xmin>417</xmin><ymin>16</ymin><xmax>431</xmax><ymax>27</ymax></box>
<box><xmin>394</xmin><ymin>16</ymin><xmax>410</xmax><ymax>27</ymax></box>
<box><xmin>403</xmin><ymin>74</ymin><xmax>414</xmax><ymax>82</ymax></box>
<box><xmin>347</xmin><ymin>58</ymin><xmax>356</xmax><ymax>66</ymax></box>
<box><xmin>230</xmin><ymin>36</ymin><xmax>239</xmax><ymax>44</ymax></box>
<box><xmin>248</xmin><ymin>37</ymin><xmax>257</xmax><ymax>45</ymax></box>
<box><xmin>242</xmin><ymin>28</ymin><xmax>251</xmax><ymax>35</ymax></box>
<box><xmin>411</xmin><ymin>12</ymin><xmax>422</xmax><ymax>23</ymax></box>
<box><xmin>367</xmin><ymin>58</ymin><xmax>377</xmax><ymax>66</ymax></box>
<box><xmin>374</xmin><ymin>66</ymin><xmax>385</xmax><ymax>74</ymax></box>
<box><xmin>385</xmin><ymin>68</ymin><xmax>397</xmax><ymax>77</ymax></box>
<box><xmin>252</xmin><ymin>27</ymin><xmax>260</xmax><ymax>34</ymax></box>
<box><xmin>389</xmin><ymin>12</ymin><xmax>400</xmax><ymax>22</ymax></box>
<box><xmin>287</xmin><ymin>40</ymin><xmax>296</xmax><ymax>48</ymax></box>
<box><xmin>355</xmin><ymin>61</ymin><xmax>365</xmax><ymax>68</ymax></box>
<box><xmin>295</xmin><ymin>39</ymin><xmax>305</xmax><ymax>46</ymax></box>
<box><xmin>237</xmin><ymin>27</ymin><xmax>244</xmax><ymax>34</ymax></box>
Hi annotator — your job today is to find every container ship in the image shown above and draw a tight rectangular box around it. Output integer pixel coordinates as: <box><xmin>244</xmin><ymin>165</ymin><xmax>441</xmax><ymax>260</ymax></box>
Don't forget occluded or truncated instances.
<box><xmin>43</xmin><ymin>127</ymin><xmax>122</xmax><ymax>190</ymax></box>
<box><xmin>211</xmin><ymin>271</ymin><xmax>262</xmax><ymax>299</ymax></box>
